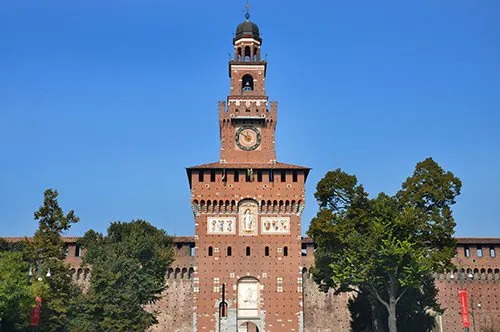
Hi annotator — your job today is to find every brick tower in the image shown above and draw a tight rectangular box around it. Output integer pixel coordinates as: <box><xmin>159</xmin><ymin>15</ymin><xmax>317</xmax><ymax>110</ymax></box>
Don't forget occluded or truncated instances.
<box><xmin>187</xmin><ymin>11</ymin><xmax>309</xmax><ymax>332</ymax></box>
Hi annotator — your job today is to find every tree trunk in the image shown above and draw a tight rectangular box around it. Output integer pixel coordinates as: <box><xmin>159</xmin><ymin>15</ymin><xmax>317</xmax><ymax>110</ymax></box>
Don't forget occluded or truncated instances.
<box><xmin>368</xmin><ymin>297</ymin><xmax>382</xmax><ymax>332</ymax></box>
<box><xmin>388</xmin><ymin>294</ymin><xmax>397</xmax><ymax>332</ymax></box>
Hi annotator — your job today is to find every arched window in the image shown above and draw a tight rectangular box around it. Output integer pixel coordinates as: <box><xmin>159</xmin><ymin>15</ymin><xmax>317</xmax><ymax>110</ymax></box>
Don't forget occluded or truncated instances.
<box><xmin>284</xmin><ymin>246</ymin><xmax>288</xmax><ymax>256</ymax></box>
<box><xmin>242</xmin><ymin>75</ymin><xmax>254</xmax><ymax>92</ymax></box>
<box><xmin>265</xmin><ymin>246</ymin><xmax>269</xmax><ymax>256</ymax></box>
<box><xmin>175</xmin><ymin>268</ymin><xmax>180</xmax><ymax>279</ymax></box>
<box><xmin>208</xmin><ymin>246</ymin><xmax>213</xmax><ymax>256</ymax></box>
<box><xmin>181</xmin><ymin>268</ymin><xmax>187</xmax><ymax>279</ymax></box>
<box><xmin>188</xmin><ymin>267</ymin><xmax>195</xmax><ymax>279</ymax></box>
<box><xmin>227</xmin><ymin>246</ymin><xmax>232</xmax><ymax>256</ymax></box>
<box><xmin>237</xmin><ymin>47</ymin><xmax>242</xmax><ymax>61</ymax></box>
<box><xmin>246</xmin><ymin>246</ymin><xmax>251</xmax><ymax>256</ymax></box>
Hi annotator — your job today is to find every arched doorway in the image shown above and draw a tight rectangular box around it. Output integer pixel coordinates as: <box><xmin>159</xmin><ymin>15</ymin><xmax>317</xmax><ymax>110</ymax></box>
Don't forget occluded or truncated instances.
<box><xmin>238</xmin><ymin>321</ymin><xmax>259</xmax><ymax>332</ymax></box>
<box><xmin>237</xmin><ymin>277</ymin><xmax>261</xmax><ymax>331</ymax></box>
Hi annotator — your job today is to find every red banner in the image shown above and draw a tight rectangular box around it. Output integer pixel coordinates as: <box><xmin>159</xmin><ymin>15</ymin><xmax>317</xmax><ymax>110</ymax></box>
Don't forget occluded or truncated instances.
<box><xmin>31</xmin><ymin>296</ymin><xmax>42</xmax><ymax>327</ymax></box>
<box><xmin>459</xmin><ymin>290</ymin><xmax>470</xmax><ymax>328</ymax></box>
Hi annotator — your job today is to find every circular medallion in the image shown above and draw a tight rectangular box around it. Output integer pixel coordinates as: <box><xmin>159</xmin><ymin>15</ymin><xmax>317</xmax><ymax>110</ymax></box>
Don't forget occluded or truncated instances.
<box><xmin>235</xmin><ymin>126</ymin><xmax>261</xmax><ymax>151</ymax></box>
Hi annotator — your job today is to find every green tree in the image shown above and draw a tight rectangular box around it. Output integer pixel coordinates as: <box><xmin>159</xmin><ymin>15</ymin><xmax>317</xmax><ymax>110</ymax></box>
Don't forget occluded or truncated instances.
<box><xmin>348</xmin><ymin>274</ymin><xmax>440</xmax><ymax>332</ymax></box>
<box><xmin>69</xmin><ymin>220</ymin><xmax>174</xmax><ymax>331</ymax></box>
<box><xmin>0</xmin><ymin>251</ymin><xmax>35</xmax><ymax>330</ymax></box>
<box><xmin>24</xmin><ymin>189</ymin><xmax>80</xmax><ymax>331</ymax></box>
<box><xmin>308</xmin><ymin>158</ymin><xmax>461</xmax><ymax>332</ymax></box>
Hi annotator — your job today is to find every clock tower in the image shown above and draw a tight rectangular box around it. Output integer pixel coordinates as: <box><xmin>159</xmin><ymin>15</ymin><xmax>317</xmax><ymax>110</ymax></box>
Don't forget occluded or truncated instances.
<box><xmin>187</xmin><ymin>11</ymin><xmax>309</xmax><ymax>332</ymax></box>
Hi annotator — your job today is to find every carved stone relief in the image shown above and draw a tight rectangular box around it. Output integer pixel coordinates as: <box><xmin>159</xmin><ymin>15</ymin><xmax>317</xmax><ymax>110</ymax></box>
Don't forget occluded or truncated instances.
<box><xmin>261</xmin><ymin>217</ymin><xmax>290</xmax><ymax>234</ymax></box>
<box><xmin>207</xmin><ymin>217</ymin><xmax>236</xmax><ymax>235</ymax></box>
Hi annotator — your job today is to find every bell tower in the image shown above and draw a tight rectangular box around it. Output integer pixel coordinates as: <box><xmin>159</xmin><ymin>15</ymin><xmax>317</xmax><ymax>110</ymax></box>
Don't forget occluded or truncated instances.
<box><xmin>187</xmin><ymin>9</ymin><xmax>309</xmax><ymax>332</ymax></box>
<box><xmin>219</xmin><ymin>11</ymin><xmax>276</xmax><ymax>164</ymax></box>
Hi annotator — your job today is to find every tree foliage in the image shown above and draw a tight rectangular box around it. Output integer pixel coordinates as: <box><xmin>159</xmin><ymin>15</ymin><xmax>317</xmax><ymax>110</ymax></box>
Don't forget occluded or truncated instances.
<box><xmin>0</xmin><ymin>251</ymin><xmax>35</xmax><ymax>330</ymax></box>
<box><xmin>24</xmin><ymin>189</ymin><xmax>80</xmax><ymax>331</ymax></box>
<box><xmin>69</xmin><ymin>220</ymin><xmax>174</xmax><ymax>331</ymax></box>
<box><xmin>307</xmin><ymin>158</ymin><xmax>461</xmax><ymax>332</ymax></box>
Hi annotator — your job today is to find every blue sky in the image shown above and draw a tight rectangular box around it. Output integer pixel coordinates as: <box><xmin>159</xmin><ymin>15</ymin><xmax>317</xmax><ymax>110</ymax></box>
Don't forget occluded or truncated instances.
<box><xmin>1</xmin><ymin>1</ymin><xmax>499</xmax><ymax>238</ymax></box>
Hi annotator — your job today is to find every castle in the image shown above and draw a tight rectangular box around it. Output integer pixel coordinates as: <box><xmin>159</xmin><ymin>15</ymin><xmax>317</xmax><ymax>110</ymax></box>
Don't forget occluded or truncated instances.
<box><xmin>4</xmin><ymin>11</ymin><xmax>500</xmax><ymax>332</ymax></box>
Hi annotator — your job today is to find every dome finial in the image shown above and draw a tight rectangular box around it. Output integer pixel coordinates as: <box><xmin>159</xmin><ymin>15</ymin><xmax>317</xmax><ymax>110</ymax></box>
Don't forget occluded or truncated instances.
<box><xmin>245</xmin><ymin>1</ymin><xmax>250</xmax><ymax>20</ymax></box>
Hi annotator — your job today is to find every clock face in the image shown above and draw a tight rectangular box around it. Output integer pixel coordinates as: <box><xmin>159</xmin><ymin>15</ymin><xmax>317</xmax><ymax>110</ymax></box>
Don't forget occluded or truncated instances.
<box><xmin>235</xmin><ymin>126</ymin><xmax>261</xmax><ymax>151</ymax></box>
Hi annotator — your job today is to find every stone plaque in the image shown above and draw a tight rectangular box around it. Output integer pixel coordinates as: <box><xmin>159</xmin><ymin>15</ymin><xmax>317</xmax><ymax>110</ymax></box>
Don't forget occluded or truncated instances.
<box><xmin>261</xmin><ymin>217</ymin><xmax>290</xmax><ymax>234</ymax></box>
<box><xmin>238</xmin><ymin>278</ymin><xmax>260</xmax><ymax>318</ymax></box>
<box><xmin>207</xmin><ymin>217</ymin><xmax>236</xmax><ymax>235</ymax></box>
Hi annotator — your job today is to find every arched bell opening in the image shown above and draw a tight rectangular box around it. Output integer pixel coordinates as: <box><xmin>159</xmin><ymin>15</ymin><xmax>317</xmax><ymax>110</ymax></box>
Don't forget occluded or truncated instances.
<box><xmin>242</xmin><ymin>75</ymin><xmax>254</xmax><ymax>93</ymax></box>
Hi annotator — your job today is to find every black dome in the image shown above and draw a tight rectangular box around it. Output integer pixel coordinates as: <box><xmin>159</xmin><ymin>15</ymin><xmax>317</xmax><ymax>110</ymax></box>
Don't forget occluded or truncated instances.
<box><xmin>235</xmin><ymin>19</ymin><xmax>261</xmax><ymax>41</ymax></box>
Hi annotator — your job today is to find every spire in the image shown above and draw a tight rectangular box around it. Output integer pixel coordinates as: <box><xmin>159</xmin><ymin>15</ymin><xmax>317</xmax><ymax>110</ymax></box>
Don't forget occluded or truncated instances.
<box><xmin>245</xmin><ymin>1</ymin><xmax>250</xmax><ymax>20</ymax></box>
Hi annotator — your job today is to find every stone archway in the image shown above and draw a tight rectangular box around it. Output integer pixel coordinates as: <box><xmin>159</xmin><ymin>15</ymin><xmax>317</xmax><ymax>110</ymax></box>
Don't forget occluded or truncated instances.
<box><xmin>238</xmin><ymin>321</ymin><xmax>259</xmax><ymax>332</ymax></box>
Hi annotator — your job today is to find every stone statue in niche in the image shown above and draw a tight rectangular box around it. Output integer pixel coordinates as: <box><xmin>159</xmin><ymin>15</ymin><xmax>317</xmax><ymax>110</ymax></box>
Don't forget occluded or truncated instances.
<box><xmin>244</xmin><ymin>209</ymin><xmax>254</xmax><ymax>231</ymax></box>
<box><xmin>238</xmin><ymin>200</ymin><xmax>258</xmax><ymax>236</ymax></box>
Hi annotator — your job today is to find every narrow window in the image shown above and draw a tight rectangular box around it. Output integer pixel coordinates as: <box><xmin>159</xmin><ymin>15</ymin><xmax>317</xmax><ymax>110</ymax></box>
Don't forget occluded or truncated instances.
<box><xmin>219</xmin><ymin>301</ymin><xmax>228</xmax><ymax>318</ymax></box>
<box><xmin>477</xmin><ymin>247</ymin><xmax>483</xmax><ymax>257</ymax></box>
<box><xmin>246</xmin><ymin>170</ymin><xmax>251</xmax><ymax>182</ymax></box>
<box><xmin>75</xmin><ymin>245</ymin><xmax>81</xmax><ymax>257</ymax></box>
<box><xmin>301</xmin><ymin>248</ymin><xmax>307</xmax><ymax>256</ymax></box>
<box><xmin>63</xmin><ymin>246</ymin><xmax>69</xmax><ymax>257</ymax></box>
<box><xmin>190</xmin><ymin>244</ymin><xmax>195</xmax><ymax>257</ymax></box>
<box><xmin>246</xmin><ymin>246</ymin><xmax>251</xmax><ymax>256</ymax></box>
<box><xmin>292</xmin><ymin>171</ymin><xmax>298</xmax><ymax>182</ymax></box>
<box><xmin>210</xmin><ymin>170</ymin><xmax>216</xmax><ymax>182</ymax></box>
<box><xmin>257</xmin><ymin>171</ymin><xmax>263</xmax><ymax>182</ymax></box>
<box><xmin>269</xmin><ymin>170</ymin><xmax>274</xmax><ymax>182</ymax></box>
<box><xmin>464</xmin><ymin>247</ymin><xmax>470</xmax><ymax>257</ymax></box>
<box><xmin>198</xmin><ymin>170</ymin><xmax>204</xmax><ymax>182</ymax></box>
<box><xmin>283</xmin><ymin>246</ymin><xmax>288</xmax><ymax>256</ymax></box>
<box><xmin>280</xmin><ymin>171</ymin><xmax>286</xmax><ymax>182</ymax></box>
<box><xmin>234</xmin><ymin>170</ymin><xmax>239</xmax><ymax>182</ymax></box>
<box><xmin>208</xmin><ymin>246</ymin><xmax>213</xmax><ymax>256</ymax></box>
<box><xmin>265</xmin><ymin>246</ymin><xmax>269</xmax><ymax>256</ymax></box>
<box><xmin>490</xmin><ymin>247</ymin><xmax>496</xmax><ymax>257</ymax></box>
<box><xmin>227</xmin><ymin>246</ymin><xmax>232</xmax><ymax>256</ymax></box>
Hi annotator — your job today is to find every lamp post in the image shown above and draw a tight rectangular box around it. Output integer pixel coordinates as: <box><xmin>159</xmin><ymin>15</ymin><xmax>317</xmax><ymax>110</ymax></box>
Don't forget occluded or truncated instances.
<box><xmin>28</xmin><ymin>259</ymin><xmax>53</xmax><ymax>332</ymax></box>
